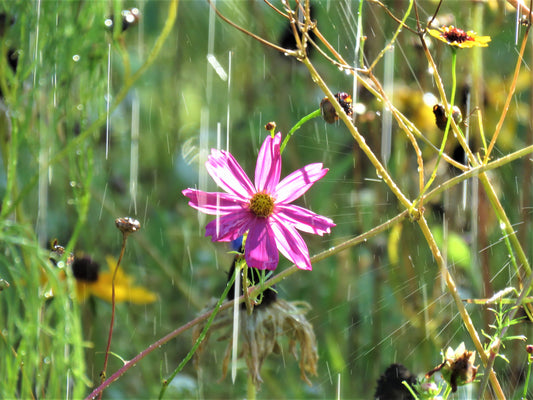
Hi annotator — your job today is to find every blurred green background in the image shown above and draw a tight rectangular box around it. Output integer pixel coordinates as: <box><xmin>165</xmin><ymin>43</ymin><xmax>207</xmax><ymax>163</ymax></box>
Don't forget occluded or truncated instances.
<box><xmin>0</xmin><ymin>0</ymin><xmax>532</xmax><ymax>398</ymax></box>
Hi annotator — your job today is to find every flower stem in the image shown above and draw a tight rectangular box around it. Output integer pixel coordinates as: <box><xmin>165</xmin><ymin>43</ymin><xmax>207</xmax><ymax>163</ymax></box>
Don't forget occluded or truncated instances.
<box><xmin>280</xmin><ymin>109</ymin><xmax>321</xmax><ymax>153</ymax></box>
<box><xmin>98</xmin><ymin>231</ymin><xmax>129</xmax><ymax>399</ymax></box>
<box><xmin>247</xmin><ymin>374</ymin><xmax>256</xmax><ymax>400</ymax></box>
<box><xmin>242</xmin><ymin>263</ymin><xmax>254</xmax><ymax>315</ymax></box>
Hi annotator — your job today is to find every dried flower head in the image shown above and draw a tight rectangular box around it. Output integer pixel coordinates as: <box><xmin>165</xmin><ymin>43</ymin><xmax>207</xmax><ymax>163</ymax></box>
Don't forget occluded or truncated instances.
<box><xmin>320</xmin><ymin>92</ymin><xmax>353</xmax><ymax>124</ymax></box>
<box><xmin>432</xmin><ymin>104</ymin><xmax>462</xmax><ymax>131</ymax></box>
<box><xmin>264</xmin><ymin>121</ymin><xmax>276</xmax><ymax>132</ymax></box>
<box><xmin>194</xmin><ymin>296</ymin><xmax>318</xmax><ymax>387</ymax></box>
<box><xmin>115</xmin><ymin>217</ymin><xmax>141</xmax><ymax>234</ymax></box>
<box><xmin>426</xmin><ymin>342</ymin><xmax>478</xmax><ymax>392</ymax></box>
<box><xmin>428</xmin><ymin>25</ymin><xmax>491</xmax><ymax>48</ymax></box>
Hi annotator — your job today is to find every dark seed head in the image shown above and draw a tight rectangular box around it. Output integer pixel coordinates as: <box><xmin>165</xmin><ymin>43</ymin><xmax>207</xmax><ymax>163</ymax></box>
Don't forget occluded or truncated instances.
<box><xmin>71</xmin><ymin>256</ymin><xmax>100</xmax><ymax>282</ymax></box>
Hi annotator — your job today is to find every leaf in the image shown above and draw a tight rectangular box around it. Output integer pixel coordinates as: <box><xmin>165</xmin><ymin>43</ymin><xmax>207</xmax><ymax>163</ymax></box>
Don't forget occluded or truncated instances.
<box><xmin>431</xmin><ymin>226</ymin><xmax>471</xmax><ymax>271</ymax></box>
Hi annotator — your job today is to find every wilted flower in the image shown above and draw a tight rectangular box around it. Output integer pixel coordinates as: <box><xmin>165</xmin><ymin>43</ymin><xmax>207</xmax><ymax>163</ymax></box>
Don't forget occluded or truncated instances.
<box><xmin>428</xmin><ymin>25</ymin><xmax>491</xmax><ymax>48</ymax></box>
<box><xmin>183</xmin><ymin>132</ymin><xmax>335</xmax><ymax>271</ymax></box>
<box><xmin>426</xmin><ymin>342</ymin><xmax>478</xmax><ymax>393</ymax></box>
<box><xmin>194</xmin><ymin>295</ymin><xmax>318</xmax><ymax>387</ymax></box>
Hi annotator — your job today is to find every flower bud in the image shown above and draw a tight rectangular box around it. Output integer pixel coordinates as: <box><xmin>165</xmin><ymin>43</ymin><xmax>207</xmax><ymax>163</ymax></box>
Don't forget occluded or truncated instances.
<box><xmin>265</xmin><ymin>121</ymin><xmax>276</xmax><ymax>132</ymax></box>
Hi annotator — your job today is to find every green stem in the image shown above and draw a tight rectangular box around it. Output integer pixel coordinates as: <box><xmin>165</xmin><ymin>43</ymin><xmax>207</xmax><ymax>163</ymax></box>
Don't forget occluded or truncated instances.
<box><xmin>280</xmin><ymin>109</ymin><xmax>321</xmax><ymax>153</ymax></box>
<box><xmin>247</xmin><ymin>374</ymin><xmax>256</xmax><ymax>400</ymax></box>
<box><xmin>158</xmin><ymin>268</ymin><xmax>237</xmax><ymax>399</ymax></box>
<box><xmin>242</xmin><ymin>262</ymin><xmax>254</xmax><ymax>315</ymax></box>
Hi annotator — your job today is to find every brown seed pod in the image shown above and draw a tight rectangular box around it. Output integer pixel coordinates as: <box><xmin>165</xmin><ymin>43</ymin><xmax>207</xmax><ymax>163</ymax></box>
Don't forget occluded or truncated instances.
<box><xmin>115</xmin><ymin>217</ymin><xmax>141</xmax><ymax>234</ymax></box>
<box><xmin>320</xmin><ymin>92</ymin><xmax>353</xmax><ymax>124</ymax></box>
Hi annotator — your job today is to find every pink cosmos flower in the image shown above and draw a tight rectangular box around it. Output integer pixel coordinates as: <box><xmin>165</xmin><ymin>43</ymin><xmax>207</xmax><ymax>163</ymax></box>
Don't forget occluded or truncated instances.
<box><xmin>182</xmin><ymin>133</ymin><xmax>335</xmax><ymax>271</ymax></box>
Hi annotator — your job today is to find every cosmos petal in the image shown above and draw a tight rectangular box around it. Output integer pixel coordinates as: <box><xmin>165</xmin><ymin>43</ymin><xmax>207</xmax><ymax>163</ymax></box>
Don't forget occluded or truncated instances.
<box><xmin>245</xmin><ymin>218</ymin><xmax>279</xmax><ymax>270</ymax></box>
<box><xmin>275</xmin><ymin>204</ymin><xmax>335</xmax><ymax>235</ymax></box>
<box><xmin>182</xmin><ymin>189</ymin><xmax>246</xmax><ymax>215</ymax></box>
<box><xmin>205</xmin><ymin>211</ymin><xmax>251</xmax><ymax>242</ymax></box>
<box><xmin>270</xmin><ymin>217</ymin><xmax>312</xmax><ymax>270</ymax></box>
<box><xmin>275</xmin><ymin>163</ymin><xmax>328</xmax><ymax>203</ymax></box>
<box><xmin>255</xmin><ymin>133</ymin><xmax>281</xmax><ymax>193</ymax></box>
<box><xmin>206</xmin><ymin>149</ymin><xmax>256</xmax><ymax>199</ymax></box>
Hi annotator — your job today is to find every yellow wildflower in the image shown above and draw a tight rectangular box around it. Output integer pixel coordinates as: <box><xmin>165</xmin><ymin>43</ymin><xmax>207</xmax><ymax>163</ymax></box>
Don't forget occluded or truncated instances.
<box><xmin>428</xmin><ymin>25</ymin><xmax>491</xmax><ymax>48</ymax></box>
<box><xmin>73</xmin><ymin>255</ymin><xmax>157</xmax><ymax>304</ymax></box>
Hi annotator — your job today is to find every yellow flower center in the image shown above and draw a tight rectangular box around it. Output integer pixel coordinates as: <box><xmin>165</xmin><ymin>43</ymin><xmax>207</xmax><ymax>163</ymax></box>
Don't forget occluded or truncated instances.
<box><xmin>249</xmin><ymin>192</ymin><xmax>274</xmax><ymax>217</ymax></box>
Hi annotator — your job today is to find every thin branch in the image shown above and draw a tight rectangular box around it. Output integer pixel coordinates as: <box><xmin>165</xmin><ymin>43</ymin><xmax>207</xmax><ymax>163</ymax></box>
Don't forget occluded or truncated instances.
<box><xmin>206</xmin><ymin>0</ymin><xmax>295</xmax><ymax>56</ymax></box>
<box><xmin>368</xmin><ymin>0</ymin><xmax>417</xmax><ymax>34</ymax></box>
<box><xmin>263</xmin><ymin>0</ymin><xmax>289</xmax><ymax>19</ymax></box>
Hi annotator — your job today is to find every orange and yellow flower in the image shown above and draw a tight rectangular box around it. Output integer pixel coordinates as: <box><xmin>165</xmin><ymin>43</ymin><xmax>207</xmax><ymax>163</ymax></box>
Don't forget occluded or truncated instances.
<box><xmin>428</xmin><ymin>25</ymin><xmax>491</xmax><ymax>48</ymax></box>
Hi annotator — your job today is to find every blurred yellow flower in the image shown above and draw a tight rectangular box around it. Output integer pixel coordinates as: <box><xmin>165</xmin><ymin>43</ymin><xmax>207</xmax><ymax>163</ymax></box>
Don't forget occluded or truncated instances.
<box><xmin>73</xmin><ymin>255</ymin><xmax>157</xmax><ymax>304</ymax></box>
<box><xmin>428</xmin><ymin>25</ymin><xmax>491</xmax><ymax>48</ymax></box>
